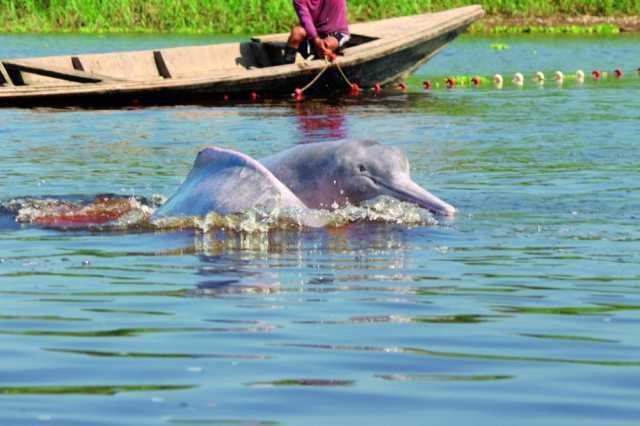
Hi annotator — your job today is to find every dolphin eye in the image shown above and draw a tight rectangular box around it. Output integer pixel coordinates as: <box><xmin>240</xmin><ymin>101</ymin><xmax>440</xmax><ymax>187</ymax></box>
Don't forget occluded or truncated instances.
<box><xmin>358</xmin><ymin>164</ymin><xmax>367</xmax><ymax>173</ymax></box>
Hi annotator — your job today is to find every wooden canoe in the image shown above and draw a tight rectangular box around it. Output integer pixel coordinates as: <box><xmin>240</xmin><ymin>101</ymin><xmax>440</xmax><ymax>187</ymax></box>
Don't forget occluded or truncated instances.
<box><xmin>0</xmin><ymin>5</ymin><xmax>484</xmax><ymax>108</ymax></box>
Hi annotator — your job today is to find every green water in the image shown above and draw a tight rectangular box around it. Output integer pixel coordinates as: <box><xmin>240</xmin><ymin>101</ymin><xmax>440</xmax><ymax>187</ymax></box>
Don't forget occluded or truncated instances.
<box><xmin>0</xmin><ymin>34</ymin><xmax>639</xmax><ymax>425</ymax></box>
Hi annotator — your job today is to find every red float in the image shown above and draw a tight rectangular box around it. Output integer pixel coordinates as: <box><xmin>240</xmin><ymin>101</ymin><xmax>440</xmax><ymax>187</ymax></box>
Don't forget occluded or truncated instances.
<box><xmin>446</xmin><ymin>77</ymin><xmax>456</xmax><ymax>89</ymax></box>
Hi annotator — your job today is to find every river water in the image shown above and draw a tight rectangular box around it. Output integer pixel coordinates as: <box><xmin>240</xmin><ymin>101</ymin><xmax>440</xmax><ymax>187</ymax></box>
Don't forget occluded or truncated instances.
<box><xmin>0</xmin><ymin>34</ymin><xmax>639</xmax><ymax>425</ymax></box>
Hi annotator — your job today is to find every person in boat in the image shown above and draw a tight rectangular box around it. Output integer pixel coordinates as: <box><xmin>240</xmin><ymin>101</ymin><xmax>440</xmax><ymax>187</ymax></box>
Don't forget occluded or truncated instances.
<box><xmin>284</xmin><ymin>0</ymin><xmax>351</xmax><ymax>63</ymax></box>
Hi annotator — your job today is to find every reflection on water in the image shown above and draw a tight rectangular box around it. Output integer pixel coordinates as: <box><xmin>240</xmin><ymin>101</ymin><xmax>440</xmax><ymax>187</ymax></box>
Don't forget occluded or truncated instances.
<box><xmin>0</xmin><ymin>34</ymin><xmax>639</xmax><ymax>426</ymax></box>
<box><xmin>0</xmin><ymin>384</ymin><xmax>196</xmax><ymax>395</ymax></box>
<box><xmin>294</xmin><ymin>101</ymin><xmax>347</xmax><ymax>143</ymax></box>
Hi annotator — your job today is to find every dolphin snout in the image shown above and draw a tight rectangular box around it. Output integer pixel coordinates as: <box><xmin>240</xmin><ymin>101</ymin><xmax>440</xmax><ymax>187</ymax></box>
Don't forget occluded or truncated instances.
<box><xmin>382</xmin><ymin>175</ymin><xmax>456</xmax><ymax>217</ymax></box>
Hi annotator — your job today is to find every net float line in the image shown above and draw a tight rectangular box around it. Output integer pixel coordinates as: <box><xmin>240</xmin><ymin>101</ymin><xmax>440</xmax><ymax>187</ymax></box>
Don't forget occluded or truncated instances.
<box><xmin>226</xmin><ymin>63</ymin><xmax>638</xmax><ymax>102</ymax></box>
<box><xmin>412</xmin><ymin>67</ymin><xmax>636</xmax><ymax>91</ymax></box>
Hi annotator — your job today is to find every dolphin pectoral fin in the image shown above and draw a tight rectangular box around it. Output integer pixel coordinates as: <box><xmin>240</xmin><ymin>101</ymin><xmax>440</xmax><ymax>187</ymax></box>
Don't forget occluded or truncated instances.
<box><xmin>382</xmin><ymin>175</ymin><xmax>457</xmax><ymax>217</ymax></box>
<box><xmin>151</xmin><ymin>147</ymin><xmax>307</xmax><ymax>221</ymax></box>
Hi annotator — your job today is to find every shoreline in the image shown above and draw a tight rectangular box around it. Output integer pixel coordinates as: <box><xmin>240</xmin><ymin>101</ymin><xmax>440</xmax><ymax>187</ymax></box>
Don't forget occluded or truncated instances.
<box><xmin>474</xmin><ymin>15</ymin><xmax>640</xmax><ymax>33</ymax></box>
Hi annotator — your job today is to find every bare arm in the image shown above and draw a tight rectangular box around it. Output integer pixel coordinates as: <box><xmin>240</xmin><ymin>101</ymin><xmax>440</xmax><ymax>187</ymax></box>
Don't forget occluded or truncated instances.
<box><xmin>293</xmin><ymin>0</ymin><xmax>318</xmax><ymax>39</ymax></box>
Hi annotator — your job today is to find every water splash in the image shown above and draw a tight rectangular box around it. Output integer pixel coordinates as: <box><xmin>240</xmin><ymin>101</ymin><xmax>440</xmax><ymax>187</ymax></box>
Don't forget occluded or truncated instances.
<box><xmin>3</xmin><ymin>195</ymin><xmax>159</xmax><ymax>230</ymax></box>
<box><xmin>3</xmin><ymin>195</ymin><xmax>437</xmax><ymax>233</ymax></box>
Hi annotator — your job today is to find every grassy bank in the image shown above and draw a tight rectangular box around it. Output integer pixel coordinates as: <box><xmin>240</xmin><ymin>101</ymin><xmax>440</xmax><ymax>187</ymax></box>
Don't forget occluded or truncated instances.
<box><xmin>0</xmin><ymin>0</ymin><xmax>639</xmax><ymax>34</ymax></box>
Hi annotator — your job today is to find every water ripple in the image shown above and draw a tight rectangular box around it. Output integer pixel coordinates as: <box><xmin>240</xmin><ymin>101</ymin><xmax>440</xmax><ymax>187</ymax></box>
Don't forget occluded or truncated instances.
<box><xmin>280</xmin><ymin>343</ymin><xmax>640</xmax><ymax>367</ymax></box>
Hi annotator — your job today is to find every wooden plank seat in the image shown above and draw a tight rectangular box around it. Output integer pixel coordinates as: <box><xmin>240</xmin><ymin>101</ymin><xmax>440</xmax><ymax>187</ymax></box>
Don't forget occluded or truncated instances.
<box><xmin>153</xmin><ymin>51</ymin><xmax>172</xmax><ymax>79</ymax></box>
<box><xmin>2</xmin><ymin>60</ymin><xmax>125</xmax><ymax>85</ymax></box>
<box><xmin>0</xmin><ymin>62</ymin><xmax>13</xmax><ymax>86</ymax></box>
<box><xmin>71</xmin><ymin>56</ymin><xmax>84</xmax><ymax>71</ymax></box>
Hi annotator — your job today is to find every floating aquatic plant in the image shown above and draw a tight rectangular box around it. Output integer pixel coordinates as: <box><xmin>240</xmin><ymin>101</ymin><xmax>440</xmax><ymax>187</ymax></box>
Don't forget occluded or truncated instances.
<box><xmin>491</xmin><ymin>43</ymin><xmax>510</xmax><ymax>50</ymax></box>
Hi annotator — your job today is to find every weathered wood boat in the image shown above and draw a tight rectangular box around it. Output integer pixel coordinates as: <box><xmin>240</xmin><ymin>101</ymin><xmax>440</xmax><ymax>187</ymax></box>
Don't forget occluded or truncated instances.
<box><xmin>0</xmin><ymin>5</ymin><xmax>483</xmax><ymax>108</ymax></box>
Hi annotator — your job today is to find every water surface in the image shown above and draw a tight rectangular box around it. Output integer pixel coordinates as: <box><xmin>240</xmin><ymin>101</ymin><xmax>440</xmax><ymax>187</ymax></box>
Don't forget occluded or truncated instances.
<box><xmin>0</xmin><ymin>34</ymin><xmax>639</xmax><ymax>425</ymax></box>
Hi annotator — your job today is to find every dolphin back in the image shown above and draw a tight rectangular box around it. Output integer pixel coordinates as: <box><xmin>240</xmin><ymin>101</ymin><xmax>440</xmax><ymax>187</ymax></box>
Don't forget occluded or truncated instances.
<box><xmin>152</xmin><ymin>147</ymin><xmax>306</xmax><ymax>220</ymax></box>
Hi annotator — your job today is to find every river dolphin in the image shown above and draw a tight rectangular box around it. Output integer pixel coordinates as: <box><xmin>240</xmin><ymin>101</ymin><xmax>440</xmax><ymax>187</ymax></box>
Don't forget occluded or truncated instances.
<box><xmin>152</xmin><ymin>140</ymin><xmax>456</xmax><ymax>222</ymax></box>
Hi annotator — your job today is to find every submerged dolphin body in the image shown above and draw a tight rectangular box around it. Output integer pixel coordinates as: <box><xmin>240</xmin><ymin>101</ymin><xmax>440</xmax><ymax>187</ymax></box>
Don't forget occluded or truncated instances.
<box><xmin>152</xmin><ymin>140</ymin><xmax>456</xmax><ymax>222</ymax></box>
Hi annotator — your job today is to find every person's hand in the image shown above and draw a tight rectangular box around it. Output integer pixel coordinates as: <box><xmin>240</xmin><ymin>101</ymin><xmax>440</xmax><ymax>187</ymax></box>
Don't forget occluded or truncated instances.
<box><xmin>313</xmin><ymin>37</ymin><xmax>326</xmax><ymax>53</ymax></box>
<box><xmin>313</xmin><ymin>37</ymin><xmax>332</xmax><ymax>60</ymax></box>
<box><xmin>325</xmin><ymin>50</ymin><xmax>336</xmax><ymax>62</ymax></box>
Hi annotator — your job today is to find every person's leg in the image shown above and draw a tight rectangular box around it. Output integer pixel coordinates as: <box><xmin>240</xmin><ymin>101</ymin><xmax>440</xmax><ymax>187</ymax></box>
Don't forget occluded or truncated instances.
<box><xmin>287</xmin><ymin>26</ymin><xmax>307</xmax><ymax>49</ymax></box>
<box><xmin>317</xmin><ymin>33</ymin><xmax>350</xmax><ymax>60</ymax></box>
<box><xmin>323</xmin><ymin>36</ymin><xmax>339</xmax><ymax>53</ymax></box>
<box><xmin>325</xmin><ymin>32</ymin><xmax>350</xmax><ymax>52</ymax></box>
<box><xmin>285</xmin><ymin>26</ymin><xmax>307</xmax><ymax>63</ymax></box>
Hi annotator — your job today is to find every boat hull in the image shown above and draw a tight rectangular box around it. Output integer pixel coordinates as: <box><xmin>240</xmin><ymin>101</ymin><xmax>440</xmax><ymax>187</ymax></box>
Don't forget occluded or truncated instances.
<box><xmin>0</xmin><ymin>6</ymin><xmax>483</xmax><ymax>108</ymax></box>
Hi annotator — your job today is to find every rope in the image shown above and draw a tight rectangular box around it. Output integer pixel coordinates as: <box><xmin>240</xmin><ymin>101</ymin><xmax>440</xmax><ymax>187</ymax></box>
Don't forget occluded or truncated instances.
<box><xmin>334</xmin><ymin>60</ymin><xmax>354</xmax><ymax>88</ymax></box>
<box><xmin>297</xmin><ymin>57</ymin><xmax>356</xmax><ymax>95</ymax></box>
<box><xmin>299</xmin><ymin>60</ymin><xmax>331</xmax><ymax>94</ymax></box>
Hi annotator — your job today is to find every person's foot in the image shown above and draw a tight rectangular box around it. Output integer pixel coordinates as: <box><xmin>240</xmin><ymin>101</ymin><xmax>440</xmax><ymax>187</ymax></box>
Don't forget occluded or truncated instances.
<box><xmin>284</xmin><ymin>46</ymin><xmax>297</xmax><ymax>64</ymax></box>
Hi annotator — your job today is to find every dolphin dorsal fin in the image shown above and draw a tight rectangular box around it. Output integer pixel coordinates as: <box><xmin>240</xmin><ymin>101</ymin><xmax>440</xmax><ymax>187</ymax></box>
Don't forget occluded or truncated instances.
<box><xmin>152</xmin><ymin>147</ymin><xmax>307</xmax><ymax>219</ymax></box>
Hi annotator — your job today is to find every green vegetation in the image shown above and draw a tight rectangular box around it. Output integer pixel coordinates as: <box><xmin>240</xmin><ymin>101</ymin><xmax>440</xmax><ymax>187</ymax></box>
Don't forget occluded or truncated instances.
<box><xmin>486</xmin><ymin>23</ymin><xmax>621</xmax><ymax>34</ymax></box>
<box><xmin>410</xmin><ymin>314</ymin><xmax>495</xmax><ymax>323</ymax></box>
<box><xmin>519</xmin><ymin>333</ymin><xmax>618</xmax><ymax>343</ymax></box>
<box><xmin>0</xmin><ymin>0</ymin><xmax>638</xmax><ymax>34</ymax></box>
<box><xmin>0</xmin><ymin>384</ymin><xmax>195</xmax><ymax>395</ymax></box>
<box><xmin>248</xmin><ymin>378</ymin><xmax>354</xmax><ymax>387</ymax></box>
<box><xmin>375</xmin><ymin>373</ymin><xmax>514</xmax><ymax>381</ymax></box>
<box><xmin>490</xmin><ymin>43</ymin><xmax>510</xmax><ymax>50</ymax></box>
<box><xmin>170</xmin><ymin>420</ymin><xmax>279</xmax><ymax>425</ymax></box>
<box><xmin>497</xmin><ymin>304</ymin><xmax>640</xmax><ymax>316</ymax></box>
